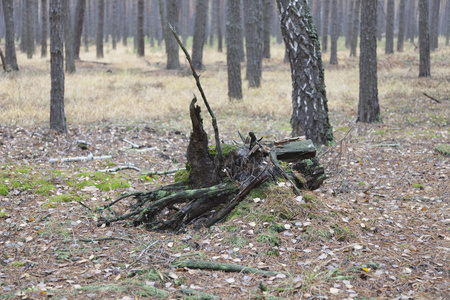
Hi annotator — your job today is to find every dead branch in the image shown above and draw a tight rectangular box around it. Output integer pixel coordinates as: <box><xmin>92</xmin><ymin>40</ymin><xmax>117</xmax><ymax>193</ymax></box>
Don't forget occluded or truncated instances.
<box><xmin>77</xmin><ymin>60</ymin><xmax>112</xmax><ymax>65</ymax></box>
<box><xmin>169</xmin><ymin>23</ymin><xmax>224</xmax><ymax>169</ymax></box>
<box><xmin>99</xmin><ymin>165</ymin><xmax>142</xmax><ymax>172</ymax></box>
<box><xmin>423</xmin><ymin>93</ymin><xmax>442</xmax><ymax>103</ymax></box>
<box><xmin>79</xmin><ymin>237</ymin><xmax>140</xmax><ymax>244</ymax></box>
<box><xmin>171</xmin><ymin>260</ymin><xmax>282</xmax><ymax>276</ymax></box>
<box><xmin>274</xmin><ymin>136</ymin><xmax>306</xmax><ymax>146</ymax></box>
<box><xmin>123</xmin><ymin>139</ymin><xmax>141</xmax><ymax>148</ymax></box>
<box><xmin>142</xmin><ymin>168</ymin><xmax>185</xmax><ymax>176</ymax></box>
<box><xmin>49</xmin><ymin>154</ymin><xmax>112</xmax><ymax>163</ymax></box>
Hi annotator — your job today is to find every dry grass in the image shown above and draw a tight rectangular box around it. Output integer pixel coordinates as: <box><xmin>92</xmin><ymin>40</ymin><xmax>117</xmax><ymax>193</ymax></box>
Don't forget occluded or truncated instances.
<box><xmin>0</xmin><ymin>38</ymin><xmax>449</xmax><ymax>140</ymax></box>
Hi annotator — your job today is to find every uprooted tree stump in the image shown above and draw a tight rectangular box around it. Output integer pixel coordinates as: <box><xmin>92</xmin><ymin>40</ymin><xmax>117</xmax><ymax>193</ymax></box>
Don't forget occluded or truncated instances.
<box><xmin>97</xmin><ymin>26</ymin><xmax>326</xmax><ymax>232</ymax></box>
<box><xmin>98</xmin><ymin>99</ymin><xmax>326</xmax><ymax>231</ymax></box>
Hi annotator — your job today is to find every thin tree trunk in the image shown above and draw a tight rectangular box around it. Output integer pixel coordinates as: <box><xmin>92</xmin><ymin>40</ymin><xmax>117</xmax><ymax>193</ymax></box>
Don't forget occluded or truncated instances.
<box><xmin>277</xmin><ymin>0</ymin><xmax>334</xmax><ymax>146</ymax></box>
<box><xmin>397</xmin><ymin>0</ymin><xmax>407</xmax><ymax>52</ymax></box>
<box><xmin>358</xmin><ymin>0</ymin><xmax>380</xmax><ymax>123</ymax></box>
<box><xmin>122</xmin><ymin>0</ymin><xmax>127</xmax><ymax>46</ymax></box>
<box><xmin>96</xmin><ymin>0</ymin><xmax>105</xmax><ymax>58</ymax></box>
<box><xmin>83</xmin><ymin>0</ymin><xmax>89</xmax><ymax>51</ymax></box>
<box><xmin>377</xmin><ymin>0</ymin><xmax>384</xmax><ymax>41</ymax></box>
<box><xmin>419</xmin><ymin>0</ymin><xmax>430</xmax><ymax>77</ymax></box>
<box><xmin>164</xmin><ymin>0</ymin><xmax>180</xmax><ymax>69</ymax></box>
<box><xmin>430</xmin><ymin>0</ymin><xmax>440</xmax><ymax>50</ymax></box>
<box><xmin>315</xmin><ymin>0</ymin><xmax>322</xmax><ymax>37</ymax></box>
<box><xmin>192</xmin><ymin>0</ymin><xmax>208</xmax><ymax>69</ymax></box>
<box><xmin>49</xmin><ymin>0</ymin><xmax>67</xmax><ymax>133</ymax></box>
<box><xmin>385</xmin><ymin>0</ymin><xmax>395</xmax><ymax>54</ymax></box>
<box><xmin>63</xmin><ymin>0</ymin><xmax>76</xmax><ymax>73</ymax></box>
<box><xmin>406</xmin><ymin>0</ymin><xmax>415</xmax><ymax>43</ymax></box>
<box><xmin>26</xmin><ymin>0</ymin><xmax>35</xmax><ymax>58</ymax></box>
<box><xmin>330</xmin><ymin>0</ymin><xmax>338</xmax><ymax>64</ymax></box>
<box><xmin>137</xmin><ymin>0</ymin><xmax>145</xmax><ymax>56</ymax></box>
<box><xmin>226</xmin><ymin>0</ymin><xmax>242</xmax><ymax>100</ymax></box>
<box><xmin>2</xmin><ymin>0</ymin><xmax>19</xmax><ymax>70</ymax></box>
<box><xmin>446</xmin><ymin>0</ymin><xmax>450</xmax><ymax>46</ymax></box>
<box><xmin>244</xmin><ymin>0</ymin><xmax>263</xmax><ymax>88</ymax></box>
<box><xmin>217</xmin><ymin>0</ymin><xmax>222</xmax><ymax>52</ymax></box>
<box><xmin>73</xmin><ymin>0</ymin><xmax>86</xmax><ymax>59</ymax></box>
<box><xmin>349</xmin><ymin>0</ymin><xmax>360</xmax><ymax>57</ymax></box>
<box><xmin>346</xmin><ymin>0</ymin><xmax>353</xmax><ymax>48</ymax></box>
<box><xmin>41</xmin><ymin>0</ymin><xmax>48</xmax><ymax>57</ymax></box>
<box><xmin>112</xmin><ymin>0</ymin><xmax>117</xmax><ymax>49</ymax></box>
<box><xmin>322</xmin><ymin>0</ymin><xmax>330</xmax><ymax>52</ymax></box>
<box><xmin>262</xmin><ymin>0</ymin><xmax>273</xmax><ymax>59</ymax></box>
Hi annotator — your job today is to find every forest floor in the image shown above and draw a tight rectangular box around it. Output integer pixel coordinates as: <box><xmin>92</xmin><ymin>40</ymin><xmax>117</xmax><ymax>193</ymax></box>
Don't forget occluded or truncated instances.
<box><xmin>0</xmin><ymin>41</ymin><xmax>449</xmax><ymax>299</ymax></box>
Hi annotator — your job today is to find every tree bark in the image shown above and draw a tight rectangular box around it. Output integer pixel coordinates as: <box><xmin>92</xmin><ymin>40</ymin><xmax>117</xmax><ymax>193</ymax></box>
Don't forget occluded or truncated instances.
<box><xmin>377</xmin><ymin>0</ymin><xmax>384</xmax><ymax>41</ymax></box>
<box><xmin>50</xmin><ymin>0</ymin><xmax>67</xmax><ymax>133</ymax></box>
<box><xmin>358</xmin><ymin>0</ymin><xmax>380</xmax><ymax>123</ymax></box>
<box><xmin>277</xmin><ymin>0</ymin><xmax>335</xmax><ymax>146</ymax></box>
<box><xmin>322</xmin><ymin>0</ymin><xmax>330</xmax><ymax>52</ymax></box>
<box><xmin>330</xmin><ymin>0</ymin><xmax>338</xmax><ymax>64</ymax></box>
<box><xmin>314</xmin><ymin>0</ymin><xmax>322</xmax><ymax>38</ymax></box>
<box><xmin>25</xmin><ymin>0</ymin><xmax>35</xmax><ymax>59</ymax></box>
<box><xmin>430</xmin><ymin>0</ymin><xmax>440</xmax><ymax>50</ymax></box>
<box><xmin>63</xmin><ymin>0</ymin><xmax>76</xmax><ymax>73</ymax></box>
<box><xmin>397</xmin><ymin>0</ymin><xmax>407</xmax><ymax>52</ymax></box>
<box><xmin>112</xmin><ymin>0</ymin><xmax>117</xmax><ymax>49</ymax></box>
<box><xmin>446</xmin><ymin>0</ymin><xmax>450</xmax><ymax>46</ymax></box>
<box><xmin>163</xmin><ymin>0</ymin><xmax>180</xmax><ymax>69</ymax></box>
<box><xmin>73</xmin><ymin>0</ymin><xmax>86</xmax><ymax>59</ymax></box>
<box><xmin>346</xmin><ymin>0</ymin><xmax>353</xmax><ymax>48</ymax></box>
<box><xmin>2</xmin><ymin>0</ymin><xmax>19</xmax><ymax>70</ymax></box>
<box><xmin>122</xmin><ymin>0</ymin><xmax>127</xmax><ymax>46</ymax></box>
<box><xmin>216</xmin><ymin>0</ymin><xmax>223</xmax><ymax>52</ymax></box>
<box><xmin>262</xmin><ymin>0</ymin><xmax>273</xmax><ymax>59</ymax></box>
<box><xmin>406</xmin><ymin>0</ymin><xmax>416</xmax><ymax>43</ymax></box>
<box><xmin>192</xmin><ymin>0</ymin><xmax>208</xmax><ymax>69</ymax></box>
<box><xmin>96</xmin><ymin>0</ymin><xmax>105</xmax><ymax>58</ymax></box>
<box><xmin>244</xmin><ymin>0</ymin><xmax>263</xmax><ymax>88</ymax></box>
<box><xmin>41</xmin><ymin>0</ymin><xmax>48</xmax><ymax>58</ymax></box>
<box><xmin>419</xmin><ymin>0</ymin><xmax>430</xmax><ymax>77</ymax></box>
<box><xmin>385</xmin><ymin>0</ymin><xmax>394</xmax><ymax>54</ymax></box>
<box><xmin>349</xmin><ymin>0</ymin><xmax>360</xmax><ymax>57</ymax></box>
<box><xmin>137</xmin><ymin>0</ymin><xmax>145</xmax><ymax>56</ymax></box>
<box><xmin>226</xmin><ymin>0</ymin><xmax>243</xmax><ymax>100</ymax></box>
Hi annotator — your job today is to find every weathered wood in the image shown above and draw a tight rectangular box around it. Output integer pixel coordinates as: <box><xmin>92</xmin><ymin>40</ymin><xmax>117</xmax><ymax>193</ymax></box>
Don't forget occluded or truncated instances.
<box><xmin>292</xmin><ymin>157</ymin><xmax>326</xmax><ymax>190</ymax></box>
<box><xmin>0</xmin><ymin>48</ymin><xmax>7</xmax><ymax>72</ymax></box>
<box><xmin>187</xmin><ymin>96</ymin><xmax>220</xmax><ymax>188</ymax></box>
<box><xmin>171</xmin><ymin>260</ymin><xmax>281</xmax><ymax>276</ymax></box>
<box><xmin>274</xmin><ymin>140</ymin><xmax>316</xmax><ymax>163</ymax></box>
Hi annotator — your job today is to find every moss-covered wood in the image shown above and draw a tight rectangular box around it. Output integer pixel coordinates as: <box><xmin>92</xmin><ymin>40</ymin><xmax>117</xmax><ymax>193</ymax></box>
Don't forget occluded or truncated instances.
<box><xmin>171</xmin><ymin>260</ymin><xmax>282</xmax><ymax>276</ymax></box>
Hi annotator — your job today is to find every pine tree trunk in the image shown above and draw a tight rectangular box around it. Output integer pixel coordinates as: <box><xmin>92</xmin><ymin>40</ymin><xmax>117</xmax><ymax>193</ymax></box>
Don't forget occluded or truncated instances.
<box><xmin>446</xmin><ymin>0</ymin><xmax>450</xmax><ymax>46</ymax></box>
<box><xmin>217</xmin><ymin>0</ymin><xmax>223</xmax><ymax>52</ymax></box>
<box><xmin>262</xmin><ymin>0</ymin><xmax>272</xmax><ymax>59</ymax></box>
<box><xmin>385</xmin><ymin>0</ymin><xmax>395</xmax><ymax>54</ymax></box>
<box><xmin>40</xmin><ymin>0</ymin><xmax>48</xmax><ymax>58</ymax></box>
<box><xmin>419</xmin><ymin>0</ymin><xmax>430</xmax><ymax>77</ymax></box>
<box><xmin>73</xmin><ymin>0</ymin><xmax>86</xmax><ymax>59</ymax></box>
<box><xmin>322</xmin><ymin>0</ymin><xmax>330</xmax><ymax>52</ymax></box>
<box><xmin>164</xmin><ymin>0</ymin><xmax>180</xmax><ymax>69</ymax></box>
<box><xmin>63</xmin><ymin>0</ymin><xmax>76</xmax><ymax>73</ymax></box>
<box><xmin>349</xmin><ymin>0</ymin><xmax>360</xmax><ymax>57</ymax></box>
<box><xmin>376</xmin><ymin>0</ymin><xmax>384</xmax><ymax>41</ymax></box>
<box><xmin>314</xmin><ymin>0</ymin><xmax>322</xmax><ymax>38</ymax></box>
<box><xmin>330</xmin><ymin>0</ymin><xmax>338</xmax><ymax>64</ymax></box>
<box><xmin>358</xmin><ymin>0</ymin><xmax>380</xmax><ymax>123</ymax></box>
<box><xmin>346</xmin><ymin>0</ymin><xmax>353</xmax><ymax>48</ymax></box>
<box><xmin>49</xmin><ymin>0</ymin><xmax>67</xmax><ymax>133</ymax></box>
<box><xmin>226</xmin><ymin>0</ymin><xmax>243</xmax><ymax>100</ymax></box>
<box><xmin>112</xmin><ymin>0</ymin><xmax>117</xmax><ymax>49</ymax></box>
<box><xmin>406</xmin><ymin>0</ymin><xmax>416</xmax><ymax>43</ymax></box>
<box><xmin>96</xmin><ymin>0</ymin><xmax>105</xmax><ymax>58</ymax></box>
<box><xmin>25</xmin><ymin>0</ymin><xmax>35</xmax><ymax>59</ymax></box>
<box><xmin>277</xmin><ymin>0</ymin><xmax>334</xmax><ymax>146</ymax></box>
<box><xmin>244</xmin><ymin>0</ymin><xmax>262</xmax><ymax>88</ymax></box>
<box><xmin>2</xmin><ymin>0</ymin><xmax>19</xmax><ymax>70</ymax></box>
<box><xmin>137</xmin><ymin>0</ymin><xmax>145</xmax><ymax>56</ymax></box>
<box><xmin>192</xmin><ymin>0</ymin><xmax>208</xmax><ymax>69</ymax></box>
<box><xmin>397</xmin><ymin>0</ymin><xmax>407</xmax><ymax>52</ymax></box>
<box><xmin>122</xmin><ymin>0</ymin><xmax>128</xmax><ymax>46</ymax></box>
<box><xmin>430</xmin><ymin>0</ymin><xmax>440</xmax><ymax>50</ymax></box>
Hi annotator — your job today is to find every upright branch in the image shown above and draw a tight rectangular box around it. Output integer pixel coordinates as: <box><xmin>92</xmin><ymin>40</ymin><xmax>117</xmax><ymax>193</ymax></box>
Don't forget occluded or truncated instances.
<box><xmin>0</xmin><ymin>48</ymin><xmax>7</xmax><ymax>72</ymax></box>
<box><xmin>168</xmin><ymin>23</ymin><xmax>224</xmax><ymax>169</ymax></box>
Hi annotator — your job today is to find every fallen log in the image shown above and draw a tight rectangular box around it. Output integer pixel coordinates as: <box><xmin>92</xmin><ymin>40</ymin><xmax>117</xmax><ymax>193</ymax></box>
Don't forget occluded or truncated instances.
<box><xmin>172</xmin><ymin>260</ymin><xmax>282</xmax><ymax>276</ymax></box>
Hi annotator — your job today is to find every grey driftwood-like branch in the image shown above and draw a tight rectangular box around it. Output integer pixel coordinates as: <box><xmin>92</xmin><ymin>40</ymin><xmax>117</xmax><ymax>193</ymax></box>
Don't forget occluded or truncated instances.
<box><xmin>49</xmin><ymin>154</ymin><xmax>112</xmax><ymax>163</ymax></box>
<box><xmin>168</xmin><ymin>23</ymin><xmax>224</xmax><ymax>169</ymax></box>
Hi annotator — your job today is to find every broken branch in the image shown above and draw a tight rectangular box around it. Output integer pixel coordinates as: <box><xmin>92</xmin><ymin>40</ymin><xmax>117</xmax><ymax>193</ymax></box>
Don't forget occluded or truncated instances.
<box><xmin>171</xmin><ymin>260</ymin><xmax>282</xmax><ymax>276</ymax></box>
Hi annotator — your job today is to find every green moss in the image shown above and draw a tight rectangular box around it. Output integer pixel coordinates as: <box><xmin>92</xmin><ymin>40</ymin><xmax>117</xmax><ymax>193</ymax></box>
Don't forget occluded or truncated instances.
<box><xmin>0</xmin><ymin>212</ymin><xmax>8</xmax><ymax>217</ymax></box>
<box><xmin>50</xmin><ymin>194</ymin><xmax>81</xmax><ymax>203</ymax></box>
<box><xmin>412</xmin><ymin>184</ymin><xmax>423</xmax><ymax>189</ymax></box>
<box><xmin>17</xmin><ymin>166</ymin><xmax>31</xmax><ymax>174</ymax></box>
<box><xmin>269</xmin><ymin>224</ymin><xmax>286</xmax><ymax>233</ymax></box>
<box><xmin>34</xmin><ymin>179</ymin><xmax>56</xmax><ymax>195</ymax></box>
<box><xmin>257</xmin><ymin>233</ymin><xmax>281</xmax><ymax>247</ymax></box>
<box><xmin>0</xmin><ymin>184</ymin><xmax>8</xmax><ymax>196</ymax></box>
<box><xmin>10</xmin><ymin>261</ymin><xmax>24</xmax><ymax>267</ymax></box>
<box><xmin>174</xmin><ymin>169</ymin><xmax>190</xmax><ymax>184</ymax></box>
<box><xmin>208</xmin><ymin>144</ymin><xmax>239</xmax><ymax>158</ymax></box>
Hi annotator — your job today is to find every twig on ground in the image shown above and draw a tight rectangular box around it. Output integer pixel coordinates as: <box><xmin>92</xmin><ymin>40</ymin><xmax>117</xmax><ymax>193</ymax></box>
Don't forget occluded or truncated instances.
<box><xmin>127</xmin><ymin>240</ymin><xmax>161</xmax><ymax>269</ymax></box>
<box><xmin>123</xmin><ymin>139</ymin><xmax>141</xmax><ymax>149</ymax></box>
<box><xmin>79</xmin><ymin>237</ymin><xmax>140</xmax><ymax>244</ymax></box>
<box><xmin>76</xmin><ymin>200</ymin><xmax>92</xmax><ymax>211</ymax></box>
<box><xmin>169</xmin><ymin>23</ymin><xmax>224</xmax><ymax>169</ymax></box>
<box><xmin>77</xmin><ymin>60</ymin><xmax>111</xmax><ymax>65</ymax></box>
<box><xmin>141</xmin><ymin>168</ymin><xmax>185</xmax><ymax>176</ymax></box>
<box><xmin>99</xmin><ymin>165</ymin><xmax>142</xmax><ymax>172</ymax></box>
<box><xmin>171</xmin><ymin>260</ymin><xmax>283</xmax><ymax>276</ymax></box>
<box><xmin>423</xmin><ymin>93</ymin><xmax>441</xmax><ymax>103</ymax></box>
<box><xmin>369</xmin><ymin>143</ymin><xmax>401</xmax><ymax>148</ymax></box>
<box><xmin>49</xmin><ymin>154</ymin><xmax>112</xmax><ymax>163</ymax></box>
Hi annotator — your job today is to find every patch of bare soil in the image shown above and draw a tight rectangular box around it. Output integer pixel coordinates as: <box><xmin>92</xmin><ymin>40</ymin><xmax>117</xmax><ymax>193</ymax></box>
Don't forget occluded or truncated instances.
<box><xmin>0</xmin><ymin>96</ymin><xmax>448</xmax><ymax>299</ymax></box>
